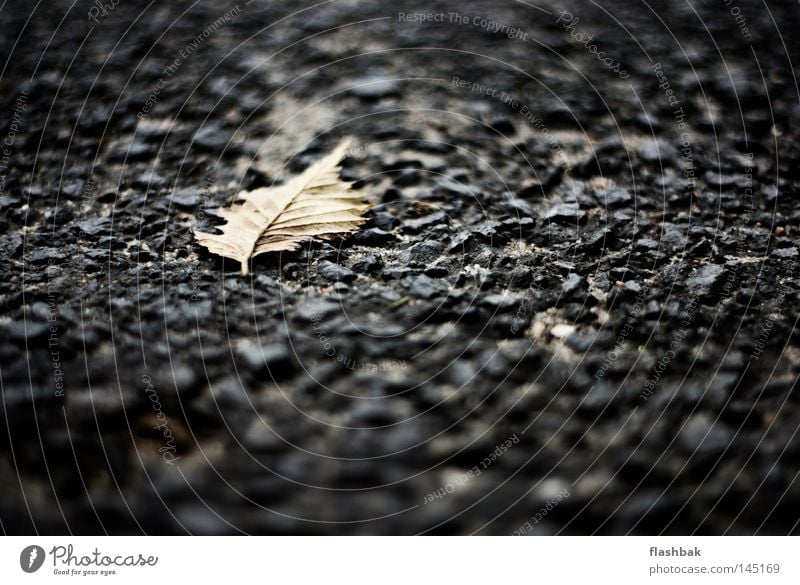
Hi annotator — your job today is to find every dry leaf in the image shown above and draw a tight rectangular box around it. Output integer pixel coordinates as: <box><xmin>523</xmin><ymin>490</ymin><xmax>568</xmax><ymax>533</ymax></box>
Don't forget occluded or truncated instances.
<box><xmin>194</xmin><ymin>138</ymin><xmax>369</xmax><ymax>275</ymax></box>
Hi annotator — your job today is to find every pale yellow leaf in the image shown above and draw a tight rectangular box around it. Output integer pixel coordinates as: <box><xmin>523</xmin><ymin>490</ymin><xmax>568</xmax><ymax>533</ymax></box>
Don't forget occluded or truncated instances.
<box><xmin>193</xmin><ymin>138</ymin><xmax>370</xmax><ymax>275</ymax></box>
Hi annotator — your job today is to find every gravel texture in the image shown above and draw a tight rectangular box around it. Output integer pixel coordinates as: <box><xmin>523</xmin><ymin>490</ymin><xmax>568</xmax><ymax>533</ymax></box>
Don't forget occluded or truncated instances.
<box><xmin>1</xmin><ymin>0</ymin><xmax>799</xmax><ymax>535</ymax></box>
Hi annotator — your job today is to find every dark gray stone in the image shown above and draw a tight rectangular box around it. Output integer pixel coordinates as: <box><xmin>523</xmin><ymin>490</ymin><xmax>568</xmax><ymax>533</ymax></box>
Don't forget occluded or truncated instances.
<box><xmin>318</xmin><ymin>260</ymin><xmax>356</xmax><ymax>283</ymax></box>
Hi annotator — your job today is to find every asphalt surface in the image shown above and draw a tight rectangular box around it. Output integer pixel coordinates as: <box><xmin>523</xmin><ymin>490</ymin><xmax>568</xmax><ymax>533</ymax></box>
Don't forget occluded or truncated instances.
<box><xmin>1</xmin><ymin>0</ymin><xmax>799</xmax><ymax>534</ymax></box>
